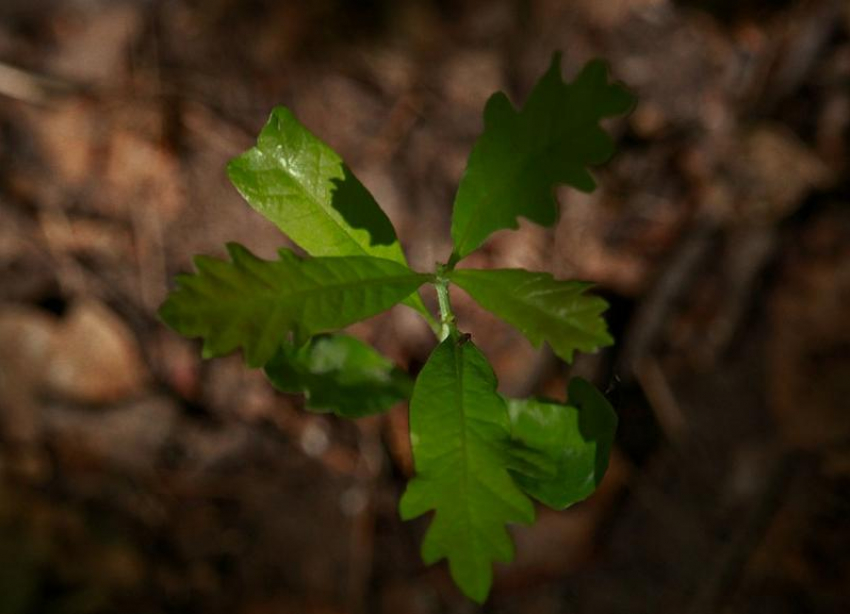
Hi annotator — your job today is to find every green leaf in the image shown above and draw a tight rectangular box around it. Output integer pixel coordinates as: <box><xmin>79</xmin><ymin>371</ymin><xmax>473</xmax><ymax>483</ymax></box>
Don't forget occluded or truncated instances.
<box><xmin>264</xmin><ymin>334</ymin><xmax>412</xmax><ymax>418</ymax></box>
<box><xmin>450</xmin><ymin>54</ymin><xmax>634</xmax><ymax>261</ymax></box>
<box><xmin>228</xmin><ymin>106</ymin><xmax>405</xmax><ymax>262</ymax></box>
<box><xmin>506</xmin><ymin>378</ymin><xmax>617</xmax><ymax>510</ymax></box>
<box><xmin>227</xmin><ymin>106</ymin><xmax>432</xmax><ymax>320</ymax></box>
<box><xmin>159</xmin><ymin>243</ymin><xmax>428</xmax><ymax>368</ymax></box>
<box><xmin>449</xmin><ymin>268</ymin><xmax>612</xmax><ymax>363</ymax></box>
<box><xmin>400</xmin><ymin>337</ymin><xmax>534</xmax><ymax>603</ymax></box>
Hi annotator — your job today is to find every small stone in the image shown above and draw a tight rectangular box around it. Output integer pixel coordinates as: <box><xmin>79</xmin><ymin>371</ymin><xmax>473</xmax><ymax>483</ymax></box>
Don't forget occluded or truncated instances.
<box><xmin>299</xmin><ymin>421</ymin><xmax>330</xmax><ymax>458</ymax></box>
<box><xmin>0</xmin><ymin>307</ymin><xmax>57</xmax><ymax>443</ymax></box>
<box><xmin>46</xmin><ymin>300</ymin><xmax>148</xmax><ymax>404</ymax></box>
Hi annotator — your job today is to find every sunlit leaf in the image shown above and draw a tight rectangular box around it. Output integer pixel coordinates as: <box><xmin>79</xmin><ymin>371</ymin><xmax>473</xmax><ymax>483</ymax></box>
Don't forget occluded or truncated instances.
<box><xmin>228</xmin><ymin>106</ymin><xmax>432</xmax><ymax>318</ymax></box>
<box><xmin>159</xmin><ymin>243</ymin><xmax>428</xmax><ymax>368</ymax></box>
<box><xmin>400</xmin><ymin>337</ymin><xmax>534</xmax><ymax>603</ymax></box>
<box><xmin>450</xmin><ymin>267</ymin><xmax>612</xmax><ymax>363</ymax></box>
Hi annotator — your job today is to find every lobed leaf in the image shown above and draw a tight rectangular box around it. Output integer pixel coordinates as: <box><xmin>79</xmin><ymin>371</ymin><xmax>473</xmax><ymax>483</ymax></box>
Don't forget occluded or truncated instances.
<box><xmin>264</xmin><ymin>334</ymin><xmax>412</xmax><ymax>418</ymax></box>
<box><xmin>506</xmin><ymin>378</ymin><xmax>617</xmax><ymax>510</ymax></box>
<box><xmin>400</xmin><ymin>337</ymin><xmax>534</xmax><ymax>603</ymax></box>
<box><xmin>450</xmin><ymin>54</ymin><xmax>634</xmax><ymax>261</ymax></box>
<box><xmin>159</xmin><ymin>243</ymin><xmax>428</xmax><ymax>368</ymax></box>
<box><xmin>227</xmin><ymin>106</ymin><xmax>431</xmax><ymax>318</ymax></box>
<box><xmin>449</xmin><ymin>267</ymin><xmax>612</xmax><ymax>363</ymax></box>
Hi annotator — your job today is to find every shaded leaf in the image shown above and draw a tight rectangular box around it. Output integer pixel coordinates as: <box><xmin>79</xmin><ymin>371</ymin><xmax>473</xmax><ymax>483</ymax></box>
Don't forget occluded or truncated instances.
<box><xmin>264</xmin><ymin>334</ymin><xmax>412</xmax><ymax>418</ymax></box>
<box><xmin>450</xmin><ymin>54</ymin><xmax>634</xmax><ymax>261</ymax></box>
<box><xmin>227</xmin><ymin>106</ymin><xmax>431</xmax><ymax>318</ymax></box>
<box><xmin>506</xmin><ymin>378</ymin><xmax>617</xmax><ymax>510</ymax></box>
<box><xmin>400</xmin><ymin>337</ymin><xmax>534</xmax><ymax>603</ymax></box>
<box><xmin>450</xmin><ymin>267</ymin><xmax>612</xmax><ymax>363</ymax></box>
<box><xmin>159</xmin><ymin>243</ymin><xmax>428</xmax><ymax>368</ymax></box>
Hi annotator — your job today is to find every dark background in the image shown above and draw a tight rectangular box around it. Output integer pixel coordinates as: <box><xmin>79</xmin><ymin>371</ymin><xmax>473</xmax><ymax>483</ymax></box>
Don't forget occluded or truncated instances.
<box><xmin>0</xmin><ymin>0</ymin><xmax>848</xmax><ymax>612</ymax></box>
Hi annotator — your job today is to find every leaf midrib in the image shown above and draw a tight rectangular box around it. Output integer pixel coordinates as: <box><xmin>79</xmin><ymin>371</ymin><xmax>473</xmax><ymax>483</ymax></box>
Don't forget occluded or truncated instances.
<box><xmin>210</xmin><ymin>270</ymin><xmax>424</xmax><ymax>315</ymax></box>
<box><xmin>249</xmin><ymin>145</ymin><xmax>433</xmax><ymax>318</ymax></box>
<box><xmin>458</xmin><ymin>276</ymin><xmax>604</xmax><ymax>343</ymax></box>
<box><xmin>453</xmin><ymin>343</ymin><xmax>475</xmax><ymax>561</ymax></box>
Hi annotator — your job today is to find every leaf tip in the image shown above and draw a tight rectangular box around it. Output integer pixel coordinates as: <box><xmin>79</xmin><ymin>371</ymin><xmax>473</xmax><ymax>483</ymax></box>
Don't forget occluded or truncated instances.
<box><xmin>228</xmin><ymin>241</ymin><xmax>258</xmax><ymax>260</ymax></box>
<box><xmin>200</xmin><ymin>342</ymin><xmax>218</xmax><ymax>361</ymax></box>
<box><xmin>548</xmin><ymin>50</ymin><xmax>563</xmax><ymax>75</ymax></box>
<box><xmin>156</xmin><ymin>297</ymin><xmax>177</xmax><ymax>329</ymax></box>
<box><xmin>450</xmin><ymin>563</ymin><xmax>492</xmax><ymax>604</ymax></box>
<box><xmin>482</xmin><ymin>91</ymin><xmax>517</xmax><ymax>126</ymax></box>
<box><xmin>398</xmin><ymin>480</ymin><xmax>428</xmax><ymax>521</ymax></box>
<box><xmin>577</xmin><ymin>58</ymin><xmax>637</xmax><ymax>117</ymax></box>
<box><xmin>268</xmin><ymin>104</ymin><xmax>294</xmax><ymax>123</ymax></box>
<box><xmin>224</xmin><ymin>154</ymin><xmax>244</xmax><ymax>182</ymax></box>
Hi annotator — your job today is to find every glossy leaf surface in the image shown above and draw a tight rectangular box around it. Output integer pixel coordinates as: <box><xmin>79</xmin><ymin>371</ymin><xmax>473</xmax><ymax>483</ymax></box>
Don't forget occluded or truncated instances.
<box><xmin>227</xmin><ymin>106</ymin><xmax>431</xmax><ymax>318</ymax></box>
<box><xmin>450</xmin><ymin>55</ymin><xmax>634</xmax><ymax>261</ymax></box>
<box><xmin>264</xmin><ymin>334</ymin><xmax>412</xmax><ymax>418</ymax></box>
<box><xmin>506</xmin><ymin>378</ymin><xmax>617</xmax><ymax>510</ymax></box>
<box><xmin>450</xmin><ymin>268</ymin><xmax>612</xmax><ymax>363</ymax></box>
<box><xmin>228</xmin><ymin>106</ymin><xmax>404</xmax><ymax>262</ymax></box>
<box><xmin>400</xmin><ymin>337</ymin><xmax>534</xmax><ymax>603</ymax></box>
<box><xmin>159</xmin><ymin>243</ymin><xmax>428</xmax><ymax>368</ymax></box>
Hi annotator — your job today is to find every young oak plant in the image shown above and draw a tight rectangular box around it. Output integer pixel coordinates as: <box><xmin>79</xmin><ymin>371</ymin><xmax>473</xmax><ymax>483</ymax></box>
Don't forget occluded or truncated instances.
<box><xmin>160</xmin><ymin>53</ymin><xmax>633</xmax><ymax>602</ymax></box>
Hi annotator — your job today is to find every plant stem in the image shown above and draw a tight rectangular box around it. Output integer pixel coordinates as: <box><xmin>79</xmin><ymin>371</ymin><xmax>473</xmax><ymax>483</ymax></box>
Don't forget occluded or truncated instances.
<box><xmin>446</xmin><ymin>251</ymin><xmax>461</xmax><ymax>270</ymax></box>
<box><xmin>435</xmin><ymin>266</ymin><xmax>457</xmax><ymax>341</ymax></box>
<box><xmin>417</xmin><ymin>302</ymin><xmax>442</xmax><ymax>338</ymax></box>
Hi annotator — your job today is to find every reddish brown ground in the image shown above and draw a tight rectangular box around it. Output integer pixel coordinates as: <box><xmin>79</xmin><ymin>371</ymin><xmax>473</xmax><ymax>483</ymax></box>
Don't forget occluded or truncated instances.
<box><xmin>0</xmin><ymin>1</ymin><xmax>848</xmax><ymax>612</ymax></box>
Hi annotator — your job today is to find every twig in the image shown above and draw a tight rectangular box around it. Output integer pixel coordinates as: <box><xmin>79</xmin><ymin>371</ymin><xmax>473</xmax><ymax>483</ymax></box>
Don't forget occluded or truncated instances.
<box><xmin>617</xmin><ymin>220</ymin><xmax>718</xmax><ymax>381</ymax></box>
<box><xmin>345</xmin><ymin>417</ymin><xmax>384</xmax><ymax>613</ymax></box>
<box><xmin>694</xmin><ymin>226</ymin><xmax>778</xmax><ymax>366</ymax></box>
<box><xmin>635</xmin><ymin>357</ymin><xmax>688</xmax><ymax>446</ymax></box>
<box><xmin>0</xmin><ymin>61</ymin><xmax>80</xmax><ymax>105</ymax></box>
<box><xmin>686</xmin><ymin>451</ymin><xmax>798</xmax><ymax>614</ymax></box>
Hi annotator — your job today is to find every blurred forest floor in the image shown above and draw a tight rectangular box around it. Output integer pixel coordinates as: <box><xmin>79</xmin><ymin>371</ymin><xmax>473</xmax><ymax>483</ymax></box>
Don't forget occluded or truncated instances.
<box><xmin>0</xmin><ymin>0</ymin><xmax>849</xmax><ymax>613</ymax></box>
